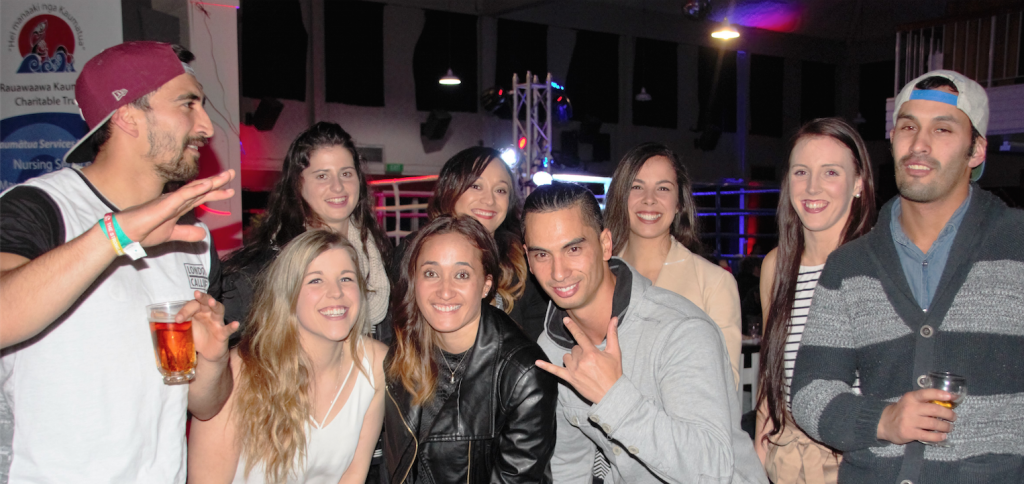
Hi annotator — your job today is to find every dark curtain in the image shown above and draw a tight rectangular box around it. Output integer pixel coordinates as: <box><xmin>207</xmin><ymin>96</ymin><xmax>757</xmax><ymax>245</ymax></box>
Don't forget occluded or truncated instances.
<box><xmin>632</xmin><ymin>37</ymin><xmax>677</xmax><ymax>129</ymax></box>
<box><xmin>859</xmin><ymin>60</ymin><xmax>895</xmax><ymax>140</ymax></box>
<box><xmin>325</xmin><ymin>1</ymin><xmax>385</xmax><ymax>106</ymax></box>
<box><xmin>698</xmin><ymin>46</ymin><xmax>737</xmax><ymax>133</ymax></box>
<box><xmin>801</xmin><ymin>61</ymin><xmax>836</xmax><ymax>123</ymax></box>
<box><xmin>566</xmin><ymin>30</ymin><xmax>620</xmax><ymax>124</ymax></box>
<box><xmin>495</xmin><ymin>19</ymin><xmax>547</xmax><ymax>90</ymax></box>
<box><xmin>240</xmin><ymin>0</ymin><xmax>307</xmax><ymax>101</ymax></box>
<box><xmin>749</xmin><ymin>54</ymin><xmax>784</xmax><ymax>137</ymax></box>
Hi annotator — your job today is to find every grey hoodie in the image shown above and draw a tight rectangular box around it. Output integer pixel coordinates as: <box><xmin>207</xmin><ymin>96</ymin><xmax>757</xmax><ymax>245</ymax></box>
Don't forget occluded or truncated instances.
<box><xmin>537</xmin><ymin>258</ymin><xmax>767</xmax><ymax>484</ymax></box>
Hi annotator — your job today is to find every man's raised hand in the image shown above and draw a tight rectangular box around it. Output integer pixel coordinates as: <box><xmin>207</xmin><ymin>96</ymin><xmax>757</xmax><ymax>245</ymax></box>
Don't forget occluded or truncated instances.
<box><xmin>117</xmin><ymin>170</ymin><xmax>236</xmax><ymax>247</ymax></box>
<box><xmin>536</xmin><ymin>316</ymin><xmax>623</xmax><ymax>404</ymax></box>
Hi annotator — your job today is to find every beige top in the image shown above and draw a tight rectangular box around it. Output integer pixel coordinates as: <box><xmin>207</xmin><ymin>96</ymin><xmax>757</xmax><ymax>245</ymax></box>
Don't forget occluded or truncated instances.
<box><xmin>620</xmin><ymin>238</ymin><xmax>742</xmax><ymax>389</ymax></box>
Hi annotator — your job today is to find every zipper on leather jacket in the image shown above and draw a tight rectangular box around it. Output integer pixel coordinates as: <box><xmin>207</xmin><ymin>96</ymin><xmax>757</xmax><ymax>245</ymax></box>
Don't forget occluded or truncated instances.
<box><xmin>387</xmin><ymin>387</ymin><xmax>417</xmax><ymax>484</ymax></box>
<box><xmin>466</xmin><ymin>440</ymin><xmax>471</xmax><ymax>484</ymax></box>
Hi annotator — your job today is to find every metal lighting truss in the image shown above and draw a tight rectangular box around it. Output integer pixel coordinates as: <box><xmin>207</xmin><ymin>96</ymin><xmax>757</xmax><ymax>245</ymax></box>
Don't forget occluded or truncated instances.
<box><xmin>511</xmin><ymin>72</ymin><xmax>553</xmax><ymax>187</ymax></box>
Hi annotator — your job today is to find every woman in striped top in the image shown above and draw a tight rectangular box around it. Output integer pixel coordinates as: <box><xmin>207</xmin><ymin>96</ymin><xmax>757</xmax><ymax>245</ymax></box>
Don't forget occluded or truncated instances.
<box><xmin>755</xmin><ymin>118</ymin><xmax>877</xmax><ymax>483</ymax></box>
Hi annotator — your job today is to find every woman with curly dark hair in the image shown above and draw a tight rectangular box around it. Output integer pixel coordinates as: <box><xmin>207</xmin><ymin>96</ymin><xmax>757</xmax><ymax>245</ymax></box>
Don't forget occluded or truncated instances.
<box><xmin>222</xmin><ymin>122</ymin><xmax>391</xmax><ymax>336</ymax></box>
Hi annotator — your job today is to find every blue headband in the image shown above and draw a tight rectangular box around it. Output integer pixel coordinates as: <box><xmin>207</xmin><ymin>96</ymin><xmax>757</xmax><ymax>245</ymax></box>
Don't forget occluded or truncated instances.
<box><xmin>909</xmin><ymin>89</ymin><xmax>958</xmax><ymax>106</ymax></box>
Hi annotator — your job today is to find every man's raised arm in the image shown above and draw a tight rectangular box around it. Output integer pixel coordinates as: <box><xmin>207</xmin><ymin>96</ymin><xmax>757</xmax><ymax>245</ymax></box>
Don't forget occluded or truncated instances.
<box><xmin>0</xmin><ymin>170</ymin><xmax>234</xmax><ymax>348</ymax></box>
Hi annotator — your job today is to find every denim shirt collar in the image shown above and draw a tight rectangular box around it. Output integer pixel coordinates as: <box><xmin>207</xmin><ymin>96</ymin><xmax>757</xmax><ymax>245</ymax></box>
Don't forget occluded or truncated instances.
<box><xmin>890</xmin><ymin>185</ymin><xmax>972</xmax><ymax>255</ymax></box>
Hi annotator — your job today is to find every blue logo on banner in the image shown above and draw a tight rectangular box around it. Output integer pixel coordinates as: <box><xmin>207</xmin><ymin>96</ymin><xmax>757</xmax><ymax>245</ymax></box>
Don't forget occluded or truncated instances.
<box><xmin>17</xmin><ymin>50</ymin><xmax>75</xmax><ymax>73</ymax></box>
<box><xmin>0</xmin><ymin>113</ymin><xmax>88</xmax><ymax>191</ymax></box>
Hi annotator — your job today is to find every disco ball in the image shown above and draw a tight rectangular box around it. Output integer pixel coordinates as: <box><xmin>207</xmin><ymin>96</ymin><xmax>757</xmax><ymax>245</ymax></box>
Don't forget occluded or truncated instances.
<box><xmin>682</xmin><ymin>0</ymin><xmax>711</xmax><ymax>20</ymax></box>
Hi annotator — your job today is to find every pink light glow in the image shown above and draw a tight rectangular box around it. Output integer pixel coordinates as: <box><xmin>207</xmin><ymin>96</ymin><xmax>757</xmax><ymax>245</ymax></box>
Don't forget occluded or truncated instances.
<box><xmin>369</xmin><ymin>175</ymin><xmax>439</xmax><ymax>185</ymax></box>
<box><xmin>198</xmin><ymin>204</ymin><xmax>231</xmax><ymax>215</ymax></box>
<box><xmin>713</xmin><ymin>1</ymin><xmax>803</xmax><ymax>33</ymax></box>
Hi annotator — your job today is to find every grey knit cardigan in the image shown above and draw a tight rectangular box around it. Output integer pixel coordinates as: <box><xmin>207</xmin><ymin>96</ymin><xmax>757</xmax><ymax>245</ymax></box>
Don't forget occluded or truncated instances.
<box><xmin>791</xmin><ymin>185</ymin><xmax>1024</xmax><ymax>484</ymax></box>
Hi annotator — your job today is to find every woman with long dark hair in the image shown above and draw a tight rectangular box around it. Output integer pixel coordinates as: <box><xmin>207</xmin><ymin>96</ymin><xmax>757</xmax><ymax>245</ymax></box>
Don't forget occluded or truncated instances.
<box><xmin>388</xmin><ymin>146</ymin><xmax>548</xmax><ymax>342</ymax></box>
<box><xmin>755</xmin><ymin>118</ymin><xmax>876</xmax><ymax>483</ymax></box>
<box><xmin>383</xmin><ymin>216</ymin><xmax>556</xmax><ymax>483</ymax></box>
<box><xmin>189</xmin><ymin>230</ymin><xmax>387</xmax><ymax>483</ymax></box>
<box><xmin>222</xmin><ymin>122</ymin><xmax>391</xmax><ymax>335</ymax></box>
<box><xmin>604</xmin><ymin>142</ymin><xmax>743</xmax><ymax>387</ymax></box>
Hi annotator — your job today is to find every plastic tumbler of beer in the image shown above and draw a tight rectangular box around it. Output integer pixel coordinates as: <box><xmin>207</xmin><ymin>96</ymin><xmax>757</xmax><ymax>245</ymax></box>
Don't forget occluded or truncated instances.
<box><xmin>921</xmin><ymin>371</ymin><xmax>966</xmax><ymax>448</ymax></box>
<box><xmin>146</xmin><ymin>301</ymin><xmax>197</xmax><ymax>384</ymax></box>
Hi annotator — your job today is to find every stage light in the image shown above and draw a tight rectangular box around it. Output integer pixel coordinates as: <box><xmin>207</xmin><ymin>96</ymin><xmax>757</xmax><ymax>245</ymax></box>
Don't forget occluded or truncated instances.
<box><xmin>532</xmin><ymin>171</ymin><xmax>553</xmax><ymax>186</ymax></box>
<box><xmin>551</xmin><ymin>81</ymin><xmax>564</xmax><ymax>90</ymax></box>
<box><xmin>518</xmin><ymin>137</ymin><xmax>527</xmax><ymax>150</ymax></box>
<box><xmin>555</xmin><ymin>96</ymin><xmax>572</xmax><ymax>124</ymax></box>
<box><xmin>712</xmin><ymin>18</ymin><xmax>740</xmax><ymax>39</ymax></box>
<box><xmin>500</xmin><ymin>147</ymin><xmax>518</xmax><ymax>167</ymax></box>
<box><xmin>482</xmin><ymin>86</ymin><xmax>507</xmax><ymax>113</ymax></box>
<box><xmin>439</xmin><ymin>68</ymin><xmax>461</xmax><ymax>85</ymax></box>
<box><xmin>635</xmin><ymin>87</ymin><xmax>652</xmax><ymax>102</ymax></box>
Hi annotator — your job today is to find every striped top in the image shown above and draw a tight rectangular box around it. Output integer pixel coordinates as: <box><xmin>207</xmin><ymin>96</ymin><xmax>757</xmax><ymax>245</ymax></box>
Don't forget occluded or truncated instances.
<box><xmin>784</xmin><ymin>264</ymin><xmax>824</xmax><ymax>406</ymax></box>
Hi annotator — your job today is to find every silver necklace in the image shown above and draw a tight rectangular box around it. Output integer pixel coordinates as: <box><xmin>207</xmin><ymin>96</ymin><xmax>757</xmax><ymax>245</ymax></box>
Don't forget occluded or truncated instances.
<box><xmin>440</xmin><ymin>349</ymin><xmax>466</xmax><ymax>384</ymax></box>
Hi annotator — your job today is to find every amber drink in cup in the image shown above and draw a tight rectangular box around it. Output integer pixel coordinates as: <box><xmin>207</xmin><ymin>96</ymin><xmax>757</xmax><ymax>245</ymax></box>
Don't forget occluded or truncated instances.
<box><xmin>922</xmin><ymin>371</ymin><xmax>966</xmax><ymax>448</ymax></box>
<box><xmin>146</xmin><ymin>301</ymin><xmax>197</xmax><ymax>384</ymax></box>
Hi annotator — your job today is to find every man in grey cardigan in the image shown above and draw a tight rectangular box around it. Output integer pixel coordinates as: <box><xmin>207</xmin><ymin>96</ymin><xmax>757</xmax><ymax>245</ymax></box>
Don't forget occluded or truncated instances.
<box><xmin>523</xmin><ymin>182</ymin><xmax>766</xmax><ymax>484</ymax></box>
<box><xmin>792</xmin><ymin>70</ymin><xmax>1024</xmax><ymax>483</ymax></box>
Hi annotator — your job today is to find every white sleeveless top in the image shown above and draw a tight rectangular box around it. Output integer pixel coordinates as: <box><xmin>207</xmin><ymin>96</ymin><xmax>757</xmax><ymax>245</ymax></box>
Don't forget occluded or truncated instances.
<box><xmin>1</xmin><ymin>168</ymin><xmax>213</xmax><ymax>483</ymax></box>
<box><xmin>231</xmin><ymin>351</ymin><xmax>376</xmax><ymax>484</ymax></box>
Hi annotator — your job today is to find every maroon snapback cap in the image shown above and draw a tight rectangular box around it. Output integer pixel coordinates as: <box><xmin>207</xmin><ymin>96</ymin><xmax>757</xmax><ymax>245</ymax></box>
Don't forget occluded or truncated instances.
<box><xmin>64</xmin><ymin>41</ymin><xmax>188</xmax><ymax>164</ymax></box>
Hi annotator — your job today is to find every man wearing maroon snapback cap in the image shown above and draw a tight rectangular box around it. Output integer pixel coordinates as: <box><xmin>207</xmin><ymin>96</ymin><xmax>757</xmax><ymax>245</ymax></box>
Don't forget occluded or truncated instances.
<box><xmin>0</xmin><ymin>41</ymin><xmax>238</xmax><ymax>483</ymax></box>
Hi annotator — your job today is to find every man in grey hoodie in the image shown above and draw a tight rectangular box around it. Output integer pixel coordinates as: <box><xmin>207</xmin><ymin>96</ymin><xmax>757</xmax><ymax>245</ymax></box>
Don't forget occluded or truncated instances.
<box><xmin>523</xmin><ymin>182</ymin><xmax>766</xmax><ymax>484</ymax></box>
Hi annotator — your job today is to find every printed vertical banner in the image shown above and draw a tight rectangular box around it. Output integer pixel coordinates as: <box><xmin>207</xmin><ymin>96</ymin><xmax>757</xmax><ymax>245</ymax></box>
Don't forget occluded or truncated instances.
<box><xmin>1</xmin><ymin>1</ymin><xmax>122</xmax><ymax>191</ymax></box>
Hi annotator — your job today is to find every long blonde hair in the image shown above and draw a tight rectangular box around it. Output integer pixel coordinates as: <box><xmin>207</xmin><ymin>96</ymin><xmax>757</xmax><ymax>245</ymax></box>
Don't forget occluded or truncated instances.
<box><xmin>234</xmin><ymin>230</ymin><xmax>371</xmax><ymax>482</ymax></box>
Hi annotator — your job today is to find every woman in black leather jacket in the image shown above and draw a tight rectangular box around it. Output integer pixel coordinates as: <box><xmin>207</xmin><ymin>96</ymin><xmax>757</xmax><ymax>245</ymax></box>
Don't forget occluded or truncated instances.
<box><xmin>383</xmin><ymin>215</ymin><xmax>557</xmax><ymax>484</ymax></box>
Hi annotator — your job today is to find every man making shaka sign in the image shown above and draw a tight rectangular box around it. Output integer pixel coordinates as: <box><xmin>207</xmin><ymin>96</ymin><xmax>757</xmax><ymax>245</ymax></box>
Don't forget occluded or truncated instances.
<box><xmin>522</xmin><ymin>182</ymin><xmax>766</xmax><ymax>484</ymax></box>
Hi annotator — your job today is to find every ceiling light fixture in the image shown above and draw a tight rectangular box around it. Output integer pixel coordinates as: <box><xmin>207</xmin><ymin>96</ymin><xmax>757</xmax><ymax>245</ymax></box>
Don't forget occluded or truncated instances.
<box><xmin>711</xmin><ymin>18</ymin><xmax>740</xmax><ymax>39</ymax></box>
<box><xmin>439</xmin><ymin>5</ymin><xmax>461</xmax><ymax>86</ymax></box>
<box><xmin>439</xmin><ymin>68</ymin><xmax>461</xmax><ymax>85</ymax></box>
<box><xmin>635</xmin><ymin>87</ymin><xmax>652</xmax><ymax>102</ymax></box>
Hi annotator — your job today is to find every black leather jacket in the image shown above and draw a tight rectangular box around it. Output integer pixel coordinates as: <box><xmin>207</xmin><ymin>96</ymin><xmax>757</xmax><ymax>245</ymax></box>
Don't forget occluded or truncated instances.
<box><xmin>383</xmin><ymin>305</ymin><xmax>557</xmax><ymax>483</ymax></box>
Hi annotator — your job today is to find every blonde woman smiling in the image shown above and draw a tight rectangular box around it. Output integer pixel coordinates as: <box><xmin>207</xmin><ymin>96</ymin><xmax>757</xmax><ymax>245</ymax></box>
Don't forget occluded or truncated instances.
<box><xmin>189</xmin><ymin>230</ymin><xmax>386</xmax><ymax>484</ymax></box>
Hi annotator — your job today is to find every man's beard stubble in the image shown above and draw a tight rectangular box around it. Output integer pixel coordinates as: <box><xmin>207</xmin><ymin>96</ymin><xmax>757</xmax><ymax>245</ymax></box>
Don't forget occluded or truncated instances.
<box><xmin>894</xmin><ymin>143</ymin><xmax>973</xmax><ymax>204</ymax></box>
<box><xmin>145</xmin><ymin>113</ymin><xmax>204</xmax><ymax>183</ymax></box>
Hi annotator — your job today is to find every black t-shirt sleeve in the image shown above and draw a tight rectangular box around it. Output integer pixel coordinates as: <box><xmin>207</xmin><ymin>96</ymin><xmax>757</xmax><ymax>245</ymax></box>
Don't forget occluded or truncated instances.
<box><xmin>207</xmin><ymin>239</ymin><xmax>223</xmax><ymax>299</ymax></box>
<box><xmin>0</xmin><ymin>186</ymin><xmax>65</xmax><ymax>260</ymax></box>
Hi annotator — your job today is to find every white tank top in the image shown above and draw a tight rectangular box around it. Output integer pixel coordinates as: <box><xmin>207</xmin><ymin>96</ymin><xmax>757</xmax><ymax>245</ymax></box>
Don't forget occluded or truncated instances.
<box><xmin>1</xmin><ymin>168</ymin><xmax>213</xmax><ymax>483</ymax></box>
<box><xmin>231</xmin><ymin>350</ymin><xmax>376</xmax><ymax>484</ymax></box>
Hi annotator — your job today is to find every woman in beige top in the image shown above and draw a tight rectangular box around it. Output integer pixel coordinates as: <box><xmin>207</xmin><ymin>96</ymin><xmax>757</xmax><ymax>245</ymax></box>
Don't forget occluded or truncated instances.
<box><xmin>605</xmin><ymin>142</ymin><xmax>742</xmax><ymax>388</ymax></box>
